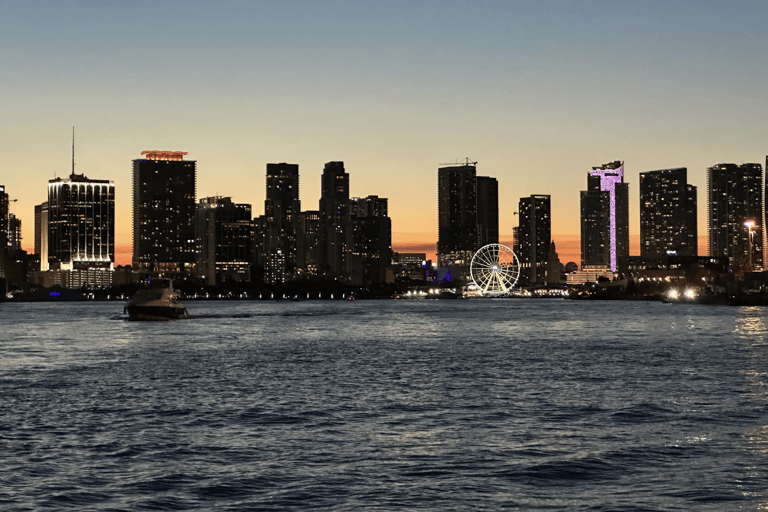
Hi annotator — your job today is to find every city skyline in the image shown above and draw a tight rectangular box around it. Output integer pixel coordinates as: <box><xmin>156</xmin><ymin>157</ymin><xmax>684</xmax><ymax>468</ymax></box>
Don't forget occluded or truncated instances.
<box><xmin>3</xmin><ymin>2</ymin><xmax>767</xmax><ymax>265</ymax></box>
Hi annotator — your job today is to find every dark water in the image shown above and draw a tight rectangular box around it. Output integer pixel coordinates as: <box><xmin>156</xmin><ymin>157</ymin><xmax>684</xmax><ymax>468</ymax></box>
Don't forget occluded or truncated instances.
<box><xmin>2</xmin><ymin>299</ymin><xmax>768</xmax><ymax>511</ymax></box>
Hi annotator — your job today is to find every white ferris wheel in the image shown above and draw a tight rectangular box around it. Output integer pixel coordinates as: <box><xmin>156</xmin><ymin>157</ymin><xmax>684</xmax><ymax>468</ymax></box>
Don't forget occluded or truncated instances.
<box><xmin>470</xmin><ymin>244</ymin><xmax>520</xmax><ymax>295</ymax></box>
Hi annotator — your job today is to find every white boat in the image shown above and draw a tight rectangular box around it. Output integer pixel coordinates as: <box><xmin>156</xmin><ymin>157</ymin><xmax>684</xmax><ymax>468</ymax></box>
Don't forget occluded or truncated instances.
<box><xmin>125</xmin><ymin>278</ymin><xmax>188</xmax><ymax>320</ymax></box>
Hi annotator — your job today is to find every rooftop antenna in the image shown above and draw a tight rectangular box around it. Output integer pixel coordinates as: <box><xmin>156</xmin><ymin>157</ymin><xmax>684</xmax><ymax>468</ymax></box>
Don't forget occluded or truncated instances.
<box><xmin>71</xmin><ymin>126</ymin><xmax>75</xmax><ymax>178</ymax></box>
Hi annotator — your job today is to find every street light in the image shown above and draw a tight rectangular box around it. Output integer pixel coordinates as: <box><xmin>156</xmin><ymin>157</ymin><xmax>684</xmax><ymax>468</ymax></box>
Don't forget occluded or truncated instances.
<box><xmin>745</xmin><ymin>220</ymin><xmax>756</xmax><ymax>271</ymax></box>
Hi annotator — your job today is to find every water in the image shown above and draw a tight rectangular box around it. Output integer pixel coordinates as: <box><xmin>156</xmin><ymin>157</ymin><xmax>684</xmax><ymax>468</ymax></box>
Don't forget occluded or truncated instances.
<box><xmin>1</xmin><ymin>299</ymin><xmax>768</xmax><ymax>511</ymax></box>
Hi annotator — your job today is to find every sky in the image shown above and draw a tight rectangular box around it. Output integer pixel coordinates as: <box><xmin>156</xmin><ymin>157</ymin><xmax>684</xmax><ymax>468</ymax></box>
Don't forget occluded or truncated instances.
<box><xmin>2</xmin><ymin>0</ymin><xmax>767</xmax><ymax>266</ymax></box>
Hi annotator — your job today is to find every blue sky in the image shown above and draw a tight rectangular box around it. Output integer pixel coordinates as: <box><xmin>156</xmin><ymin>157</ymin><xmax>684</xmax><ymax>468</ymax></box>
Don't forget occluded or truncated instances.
<box><xmin>2</xmin><ymin>0</ymin><xmax>766</xmax><ymax>261</ymax></box>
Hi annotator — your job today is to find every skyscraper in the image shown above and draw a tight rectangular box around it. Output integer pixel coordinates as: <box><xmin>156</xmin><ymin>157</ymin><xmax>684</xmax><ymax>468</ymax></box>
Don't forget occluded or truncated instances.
<box><xmin>35</xmin><ymin>202</ymin><xmax>49</xmax><ymax>271</ymax></box>
<box><xmin>299</xmin><ymin>210</ymin><xmax>321</xmax><ymax>278</ymax></box>
<box><xmin>350</xmin><ymin>195</ymin><xmax>392</xmax><ymax>285</ymax></box>
<box><xmin>437</xmin><ymin>163</ymin><xmax>477</xmax><ymax>268</ymax></box>
<box><xmin>476</xmin><ymin>176</ymin><xmax>499</xmax><ymax>247</ymax></box>
<box><xmin>195</xmin><ymin>196</ymin><xmax>252</xmax><ymax>285</ymax></box>
<box><xmin>515</xmin><ymin>194</ymin><xmax>551</xmax><ymax>285</ymax></box>
<box><xmin>639</xmin><ymin>167</ymin><xmax>697</xmax><ymax>258</ymax></box>
<box><xmin>7</xmin><ymin>214</ymin><xmax>21</xmax><ymax>251</ymax></box>
<box><xmin>132</xmin><ymin>150</ymin><xmax>196</xmax><ymax>276</ymax></box>
<box><xmin>264</xmin><ymin>163</ymin><xmax>300</xmax><ymax>283</ymax></box>
<box><xmin>580</xmin><ymin>161</ymin><xmax>629</xmax><ymax>271</ymax></box>
<box><xmin>708</xmin><ymin>163</ymin><xmax>763</xmax><ymax>269</ymax></box>
<box><xmin>47</xmin><ymin>172</ymin><xmax>115</xmax><ymax>287</ymax></box>
<box><xmin>0</xmin><ymin>185</ymin><xmax>8</xmax><ymax>250</ymax></box>
<box><xmin>319</xmin><ymin>161</ymin><xmax>350</xmax><ymax>279</ymax></box>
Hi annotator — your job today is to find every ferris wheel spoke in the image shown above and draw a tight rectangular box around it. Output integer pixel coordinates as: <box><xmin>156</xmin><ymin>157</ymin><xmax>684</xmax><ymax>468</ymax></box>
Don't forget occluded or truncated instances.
<box><xmin>476</xmin><ymin>251</ymin><xmax>496</xmax><ymax>267</ymax></box>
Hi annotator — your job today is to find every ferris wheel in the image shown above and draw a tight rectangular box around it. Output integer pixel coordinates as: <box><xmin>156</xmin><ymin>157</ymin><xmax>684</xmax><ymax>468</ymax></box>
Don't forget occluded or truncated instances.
<box><xmin>470</xmin><ymin>244</ymin><xmax>520</xmax><ymax>295</ymax></box>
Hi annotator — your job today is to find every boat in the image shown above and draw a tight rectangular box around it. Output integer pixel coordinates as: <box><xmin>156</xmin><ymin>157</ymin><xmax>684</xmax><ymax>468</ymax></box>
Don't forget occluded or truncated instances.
<box><xmin>125</xmin><ymin>278</ymin><xmax>188</xmax><ymax>320</ymax></box>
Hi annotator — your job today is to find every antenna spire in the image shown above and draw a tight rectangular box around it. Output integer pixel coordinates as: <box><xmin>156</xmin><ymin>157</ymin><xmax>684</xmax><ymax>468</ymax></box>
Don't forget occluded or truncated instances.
<box><xmin>71</xmin><ymin>126</ymin><xmax>75</xmax><ymax>177</ymax></box>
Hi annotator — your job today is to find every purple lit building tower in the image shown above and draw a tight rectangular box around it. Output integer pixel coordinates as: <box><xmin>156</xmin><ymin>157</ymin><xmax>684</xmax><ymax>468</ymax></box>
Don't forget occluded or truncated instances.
<box><xmin>580</xmin><ymin>161</ymin><xmax>629</xmax><ymax>272</ymax></box>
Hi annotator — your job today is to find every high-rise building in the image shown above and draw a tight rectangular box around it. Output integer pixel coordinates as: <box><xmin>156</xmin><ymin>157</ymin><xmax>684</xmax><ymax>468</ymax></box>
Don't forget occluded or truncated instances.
<box><xmin>437</xmin><ymin>163</ymin><xmax>477</xmax><ymax>268</ymax></box>
<box><xmin>47</xmin><ymin>172</ymin><xmax>115</xmax><ymax>287</ymax></box>
<box><xmin>319</xmin><ymin>161</ymin><xmax>351</xmax><ymax>280</ymax></box>
<box><xmin>264</xmin><ymin>163</ymin><xmax>300</xmax><ymax>283</ymax></box>
<box><xmin>580</xmin><ymin>161</ymin><xmax>629</xmax><ymax>271</ymax></box>
<box><xmin>639</xmin><ymin>167</ymin><xmax>697</xmax><ymax>258</ymax></box>
<box><xmin>0</xmin><ymin>185</ymin><xmax>8</xmax><ymax>250</ymax></box>
<box><xmin>132</xmin><ymin>150</ymin><xmax>196</xmax><ymax>276</ymax></box>
<box><xmin>515</xmin><ymin>195</ymin><xmax>551</xmax><ymax>285</ymax></box>
<box><xmin>299</xmin><ymin>210</ymin><xmax>321</xmax><ymax>278</ymax></box>
<box><xmin>35</xmin><ymin>202</ymin><xmax>49</xmax><ymax>270</ymax></box>
<box><xmin>476</xmin><ymin>176</ymin><xmax>499</xmax><ymax>247</ymax></box>
<box><xmin>350</xmin><ymin>195</ymin><xmax>392</xmax><ymax>285</ymax></box>
<box><xmin>708</xmin><ymin>163</ymin><xmax>763</xmax><ymax>270</ymax></box>
<box><xmin>195</xmin><ymin>197</ymin><xmax>252</xmax><ymax>286</ymax></box>
<box><xmin>8</xmin><ymin>214</ymin><xmax>21</xmax><ymax>251</ymax></box>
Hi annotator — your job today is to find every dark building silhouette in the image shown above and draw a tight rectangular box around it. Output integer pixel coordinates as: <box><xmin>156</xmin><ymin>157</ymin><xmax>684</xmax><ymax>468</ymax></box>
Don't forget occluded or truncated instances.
<box><xmin>8</xmin><ymin>214</ymin><xmax>21</xmax><ymax>251</ymax></box>
<box><xmin>515</xmin><ymin>194</ymin><xmax>551</xmax><ymax>285</ymax></box>
<box><xmin>34</xmin><ymin>202</ymin><xmax>49</xmax><ymax>270</ymax></box>
<box><xmin>195</xmin><ymin>196</ymin><xmax>252</xmax><ymax>286</ymax></box>
<box><xmin>437</xmin><ymin>163</ymin><xmax>477</xmax><ymax>268</ymax></box>
<box><xmin>299</xmin><ymin>210</ymin><xmax>321</xmax><ymax>278</ymax></box>
<box><xmin>640</xmin><ymin>167</ymin><xmax>697</xmax><ymax>258</ymax></box>
<box><xmin>708</xmin><ymin>162</ymin><xmax>763</xmax><ymax>269</ymax></box>
<box><xmin>319</xmin><ymin>161</ymin><xmax>351</xmax><ymax>280</ymax></box>
<box><xmin>132</xmin><ymin>151</ymin><xmax>196</xmax><ymax>276</ymax></box>
<box><xmin>580</xmin><ymin>161</ymin><xmax>628</xmax><ymax>271</ymax></box>
<box><xmin>350</xmin><ymin>195</ymin><xmax>392</xmax><ymax>285</ymax></box>
<box><xmin>0</xmin><ymin>185</ymin><xmax>8</xmax><ymax>250</ymax></box>
<box><xmin>476</xmin><ymin>176</ymin><xmax>499</xmax><ymax>246</ymax></box>
<box><xmin>264</xmin><ymin>163</ymin><xmax>300</xmax><ymax>283</ymax></box>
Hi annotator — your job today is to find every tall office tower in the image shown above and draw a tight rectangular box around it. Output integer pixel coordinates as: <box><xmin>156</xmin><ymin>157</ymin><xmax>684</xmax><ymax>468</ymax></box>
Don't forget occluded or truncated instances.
<box><xmin>708</xmin><ymin>163</ymin><xmax>763</xmax><ymax>270</ymax></box>
<box><xmin>350</xmin><ymin>195</ymin><xmax>392</xmax><ymax>285</ymax></box>
<box><xmin>35</xmin><ymin>202</ymin><xmax>49</xmax><ymax>270</ymax></box>
<box><xmin>195</xmin><ymin>197</ymin><xmax>252</xmax><ymax>286</ymax></box>
<box><xmin>437</xmin><ymin>163</ymin><xmax>477</xmax><ymax>268</ymax></box>
<box><xmin>132</xmin><ymin>151</ymin><xmax>196</xmax><ymax>276</ymax></box>
<box><xmin>264</xmin><ymin>163</ymin><xmax>300</xmax><ymax>283</ymax></box>
<box><xmin>639</xmin><ymin>168</ymin><xmax>697</xmax><ymax>258</ymax></box>
<box><xmin>7</xmin><ymin>214</ymin><xmax>21</xmax><ymax>251</ymax></box>
<box><xmin>515</xmin><ymin>195</ymin><xmax>551</xmax><ymax>285</ymax></box>
<box><xmin>0</xmin><ymin>185</ymin><xmax>8</xmax><ymax>249</ymax></box>
<box><xmin>580</xmin><ymin>161</ymin><xmax>629</xmax><ymax>271</ymax></box>
<box><xmin>48</xmin><ymin>172</ymin><xmax>115</xmax><ymax>287</ymax></box>
<box><xmin>299</xmin><ymin>210</ymin><xmax>321</xmax><ymax>278</ymax></box>
<box><xmin>765</xmin><ymin>155</ymin><xmax>768</xmax><ymax>266</ymax></box>
<box><xmin>476</xmin><ymin>176</ymin><xmax>499</xmax><ymax>246</ymax></box>
<box><xmin>319</xmin><ymin>161</ymin><xmax>351</xmax><ymax>280</ymax></box>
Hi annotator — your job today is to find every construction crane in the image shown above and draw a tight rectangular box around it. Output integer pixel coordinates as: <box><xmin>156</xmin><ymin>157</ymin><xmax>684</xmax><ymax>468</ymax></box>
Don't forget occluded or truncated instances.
<box><xmin>439</xmin><ymin>157</ymin><xmax>478</xmax><ymax>167</ymax></box>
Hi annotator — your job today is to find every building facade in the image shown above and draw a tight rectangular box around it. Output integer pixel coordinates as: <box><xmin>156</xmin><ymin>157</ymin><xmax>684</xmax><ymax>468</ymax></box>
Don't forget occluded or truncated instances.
<box><xmin>437</xmin><ymin>163</ymin><xmax>477</xmax><ymax>268</ymax></box>
<box><xmin>47</xmin><ymin>172</ymin><xmax>115</xmax><ymax>287</ymax></box>
<box><xmin>35</xmin><ymin>202</ymin><xmax>49</xmax><ymax>271</ymax></box>
<box><xmin>580</xmin><ymin>161</ymin><xmax>629</xmax><ymax>271</ymax></box>
<box><xmin>299</xmin><ymin>210</ymin><xmax>321</xmax><ymax>279</ymax></box>
<box><xmin>639</xmin><ymin>168</ymin><xmax>697</xmax><ymax>258</ymax></box>
<box><xmin>263</xmin><ymin>163</ymin><xmax>301</xmax><ymax>283</ymax></box>
<box><xmin>707</xmin><ymin>163</ymin><xmax>763</xmax><ymax>270</ymax></box>
<box><xmin>132</xmin><ymin>151</ymin><xmax>196</xmax><ymax>277</ymax></box>
<box><xmin>195</xmin><ymin>196</ymin><xmax>252</xmax><ymax>286</ymax></box>
<box><xmin>319</xmin><ymin>161</ymin><xmax>351</xmax><ymax>280</ymax></box>
<box><xmin>515</xmin><ymin>194</ymin><xmax>551</xmax><ymax>285</ymax></box>
<box><xmin>350</xmin><ymin>195</ymin><xmax>392</xmax><ymax>285</ymax></box>
<box><xmin>476</xmin><ymin>176</ymin><xmax>499</xmax><ymax>247</ymax></box>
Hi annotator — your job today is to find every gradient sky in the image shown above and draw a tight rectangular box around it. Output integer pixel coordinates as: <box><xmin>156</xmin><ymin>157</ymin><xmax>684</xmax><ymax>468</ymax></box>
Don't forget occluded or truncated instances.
<box><xmin>2</xmin><ymin>0</ymin><xmax>767</xmax><ymax>265</ymax></box>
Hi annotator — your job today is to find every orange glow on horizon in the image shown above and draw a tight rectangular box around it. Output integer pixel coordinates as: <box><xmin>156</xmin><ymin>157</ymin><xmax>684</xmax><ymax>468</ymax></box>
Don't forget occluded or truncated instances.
<box><xmin>27</xmin><ymin>234</ymin><xmax>713</xmax><ymax>272</ymax></box>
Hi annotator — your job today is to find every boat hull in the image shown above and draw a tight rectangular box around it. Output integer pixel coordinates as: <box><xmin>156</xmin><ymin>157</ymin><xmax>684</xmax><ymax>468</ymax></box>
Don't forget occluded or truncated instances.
<box><xmin>126</xmin><ymin>304</ymin><xmax>188</xmax><ymax>321</ymax></box>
